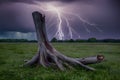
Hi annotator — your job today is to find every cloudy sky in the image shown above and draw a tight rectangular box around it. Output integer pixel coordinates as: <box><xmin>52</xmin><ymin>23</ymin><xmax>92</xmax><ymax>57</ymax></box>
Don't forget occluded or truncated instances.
<box><xmin>0</xmin><ymin>0</ymin><xmax>119</xmax><ymax>40</ymax></box>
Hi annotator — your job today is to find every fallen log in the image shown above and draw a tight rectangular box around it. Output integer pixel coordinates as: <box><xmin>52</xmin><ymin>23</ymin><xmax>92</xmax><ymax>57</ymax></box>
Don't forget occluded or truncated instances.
<box><xmin>76</xmin><ymin>55</ymin><xmax>104</xmax><ymax>65</ymax></box>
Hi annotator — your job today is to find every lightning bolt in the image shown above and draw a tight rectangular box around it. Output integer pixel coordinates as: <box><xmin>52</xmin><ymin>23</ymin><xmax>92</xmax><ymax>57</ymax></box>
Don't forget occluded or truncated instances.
<box><xmin>56</xmin><ymin>8</ymin><xmax>64</xmax><ymax>40</ymax></box>
<box><xmin>64</xmin><ymin>17</ymin><xmax>73</xmax><ymax>39</ymax></box>
<box><xmin>37</xmin><ymin>3</ymin><xmax>102</xmax><ymax>40</ymax></box>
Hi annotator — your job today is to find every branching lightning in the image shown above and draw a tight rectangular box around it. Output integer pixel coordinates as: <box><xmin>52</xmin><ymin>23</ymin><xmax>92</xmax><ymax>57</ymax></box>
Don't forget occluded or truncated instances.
<box><xmin>38</xmin><ymin>4</ymin><xmax>102</xmax><ymax>40</ymax></box>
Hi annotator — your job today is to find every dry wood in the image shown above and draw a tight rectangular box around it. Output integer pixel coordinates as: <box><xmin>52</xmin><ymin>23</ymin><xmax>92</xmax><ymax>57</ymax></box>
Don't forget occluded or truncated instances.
<box><xmin>24</xmin><ymin>11</ymin><xmax>104</xmax><ymax>71</ymax></box>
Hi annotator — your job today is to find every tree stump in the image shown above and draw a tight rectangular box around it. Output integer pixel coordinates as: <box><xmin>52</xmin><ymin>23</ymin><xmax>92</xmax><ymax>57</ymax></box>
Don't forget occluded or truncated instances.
<box><xmin>24</xmin><ymin>11</ymin><xmax>104</xmax><ymax>71</ymax></box>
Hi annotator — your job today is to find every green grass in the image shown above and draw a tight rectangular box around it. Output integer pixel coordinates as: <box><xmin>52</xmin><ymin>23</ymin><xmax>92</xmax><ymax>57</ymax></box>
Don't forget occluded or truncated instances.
<box><xmin>0</xmin><ymin>43</ymin><xmax>120</xmax><ymax>80</ymax></box>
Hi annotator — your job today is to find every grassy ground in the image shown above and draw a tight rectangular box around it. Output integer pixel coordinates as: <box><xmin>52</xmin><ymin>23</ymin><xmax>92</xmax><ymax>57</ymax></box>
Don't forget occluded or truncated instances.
<box><xmin>0</xmin><ymin>43</ymin><xmax>120</xmax><ymax>80</ymax></box>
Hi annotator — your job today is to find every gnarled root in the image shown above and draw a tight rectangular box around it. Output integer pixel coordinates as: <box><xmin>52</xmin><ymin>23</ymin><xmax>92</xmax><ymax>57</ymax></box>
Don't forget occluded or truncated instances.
<box><xmin>24</xmin><ymin>43</ymin><xmax>104</xmax><ymax>71</ymax></box>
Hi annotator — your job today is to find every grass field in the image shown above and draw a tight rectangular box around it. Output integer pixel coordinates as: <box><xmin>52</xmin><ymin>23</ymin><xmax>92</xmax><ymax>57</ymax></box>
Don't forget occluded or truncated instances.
<box><xmin>0</xmin><ymin>43</ymin><xmax>120</xmax><ymax>80</ymax></box>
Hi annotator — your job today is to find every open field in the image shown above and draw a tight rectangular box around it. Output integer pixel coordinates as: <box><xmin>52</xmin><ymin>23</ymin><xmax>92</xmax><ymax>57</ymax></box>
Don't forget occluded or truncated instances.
<box><xmin>0</xmin><ymin>43</ymin><xmax>120</xmax><ymax>80</ymax></box>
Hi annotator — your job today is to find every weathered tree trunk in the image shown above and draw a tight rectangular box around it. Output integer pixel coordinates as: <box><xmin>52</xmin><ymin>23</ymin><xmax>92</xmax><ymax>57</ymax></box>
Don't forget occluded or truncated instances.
<box><xmin>24</xmin><ymin>11</ymin><xmax>104</xmax><ymax>71</ymax></box>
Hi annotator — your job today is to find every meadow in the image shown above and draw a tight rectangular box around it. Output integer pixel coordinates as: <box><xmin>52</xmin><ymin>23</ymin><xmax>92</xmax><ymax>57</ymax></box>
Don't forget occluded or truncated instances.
<box><xmin>0</xmin><ymin>43</ymin><xmax>120</xmax><ymax>80</ymax></box>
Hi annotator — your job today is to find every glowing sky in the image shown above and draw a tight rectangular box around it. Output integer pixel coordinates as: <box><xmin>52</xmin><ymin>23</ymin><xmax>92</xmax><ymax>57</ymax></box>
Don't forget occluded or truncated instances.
<box><xmin>0</xmin><ymin>0</ymin><xmax>119</xmax><ymax>40</ymax></box>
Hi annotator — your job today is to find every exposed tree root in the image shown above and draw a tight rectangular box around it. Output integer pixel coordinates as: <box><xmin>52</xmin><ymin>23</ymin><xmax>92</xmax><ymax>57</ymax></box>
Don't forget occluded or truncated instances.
<box><xmin>24</xmin><ymin>11</ymin><xmax>104</xmax><ymax>71</ymax></box>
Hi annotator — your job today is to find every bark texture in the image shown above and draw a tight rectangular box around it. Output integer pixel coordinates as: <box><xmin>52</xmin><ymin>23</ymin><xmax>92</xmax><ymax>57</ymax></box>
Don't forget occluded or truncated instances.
<box><xmin>24</xmin><ymin>11</ymin><xmax>104</xmax><ymax>71</ymax></box>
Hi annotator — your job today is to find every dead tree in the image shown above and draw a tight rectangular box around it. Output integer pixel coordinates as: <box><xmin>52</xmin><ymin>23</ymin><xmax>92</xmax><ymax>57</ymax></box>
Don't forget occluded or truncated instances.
<box><xmin>24</xmin><ymin>11</ymin><xmax>104</xmax><ymax>71</ymax></box>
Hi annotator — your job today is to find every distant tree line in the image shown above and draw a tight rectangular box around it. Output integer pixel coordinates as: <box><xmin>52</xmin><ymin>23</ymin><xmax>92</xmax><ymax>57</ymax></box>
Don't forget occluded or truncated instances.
<box><xmin>0</xmin><ymin>39</ymin><xmax>37</xmax><ymax>42</ymax></box>
<box><xmin>51</xmin><ymin>37</ymin><xmax>120</xmax><ymax>43</ymax></box>
<box><xmin>0</xmin><ymin>38</ymin><xmax>120</xmax><ymax>43</ymax></box>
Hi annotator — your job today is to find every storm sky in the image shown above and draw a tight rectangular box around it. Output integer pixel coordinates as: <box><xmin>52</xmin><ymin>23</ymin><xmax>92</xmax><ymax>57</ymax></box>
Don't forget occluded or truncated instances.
<box><xmin>0</xmin><ymin>0</ymin><xmax>119</xmax><ymax>40</ymax></box>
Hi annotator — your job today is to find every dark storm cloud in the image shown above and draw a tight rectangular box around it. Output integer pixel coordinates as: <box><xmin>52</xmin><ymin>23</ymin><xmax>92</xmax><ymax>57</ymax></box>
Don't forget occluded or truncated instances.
<box><xmin>0</xmin><ymin>0</ymin><xmax>120</xmax><ymax>4</ymax></box>
<box><xmin>0</xmin><ymin>6</ymin><xmax>35</xmax><ymax>32</ymax></box>
<box><xmin>0</xmin><ymin>0</ymin><xmax>78</xmax><ymax>4</ymax></box>
<box><xmin>0</xmin><ymin>0</ymin><xmax>120</xmax><ymax>39</ymax></box>
<box><xmin>0</xmin><ymin>0</ymin><xmax>33</xmax><ymax>4</ymax></box>
<box><xmin>0</xmin><ymin>0</ymin><xmax>95</xmax><ymax>4</ymax></box>
<box><xmin>0</xmin><ymin>0</ymin><xmax>83</xmax><ymax>32</ymax></box>
<box><xmin>110</xmin><ymin>0</ymin><xmax>120</xmax><ymax>6</ymax></box>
